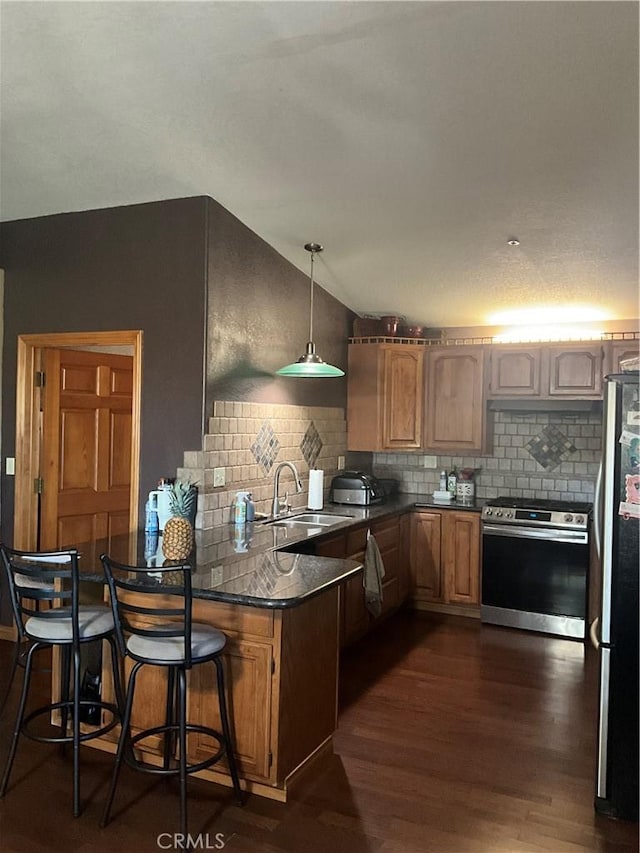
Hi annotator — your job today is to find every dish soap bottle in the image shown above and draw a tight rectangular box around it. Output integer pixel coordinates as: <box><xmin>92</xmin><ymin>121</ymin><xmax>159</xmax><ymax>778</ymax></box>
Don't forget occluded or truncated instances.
<box><xmin>447</xmin><ymin>467</ymin><xmax>457</xmax><ymax>498</ymax></box>
<box><xmin>244</xmin><ymin>493</ymin><xmax>256</xmax><ymax>522</ymax></box>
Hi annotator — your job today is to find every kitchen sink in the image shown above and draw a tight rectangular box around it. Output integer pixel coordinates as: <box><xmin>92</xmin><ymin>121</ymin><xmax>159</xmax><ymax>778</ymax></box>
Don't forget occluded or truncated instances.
<box><xmin>265</xmin><ymin>512</ymin><xmax>354</xmax><ymax>528</ymax></box>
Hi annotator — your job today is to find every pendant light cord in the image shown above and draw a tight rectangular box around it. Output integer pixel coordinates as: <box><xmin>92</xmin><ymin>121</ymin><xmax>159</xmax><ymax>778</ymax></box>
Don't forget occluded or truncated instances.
<box><xmin>309</xmin><ymin>250</ymin><xmax>315</xmax><ymax>343</ymax></box>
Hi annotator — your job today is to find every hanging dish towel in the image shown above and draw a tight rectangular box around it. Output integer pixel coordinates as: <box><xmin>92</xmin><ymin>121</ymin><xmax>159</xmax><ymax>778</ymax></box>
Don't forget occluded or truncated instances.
<box><xmin>364</xmin><ymin>530</ymin><xmax>386</xmax><ymax>617</ymax></box>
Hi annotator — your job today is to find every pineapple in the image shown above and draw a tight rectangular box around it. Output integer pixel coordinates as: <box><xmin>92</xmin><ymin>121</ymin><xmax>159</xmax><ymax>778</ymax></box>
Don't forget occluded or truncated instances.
<box><xmin>162</xmin><ymin>480</ymin><xmax>197</xmax><ymax>561</ymax></box>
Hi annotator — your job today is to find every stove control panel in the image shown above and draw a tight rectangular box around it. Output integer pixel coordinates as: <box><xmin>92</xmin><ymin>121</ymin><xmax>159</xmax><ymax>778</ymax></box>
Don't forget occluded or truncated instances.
<box><xmin>482</xmin><ymin>505</ymin><xmax>590</xmax><ymax>530</ymax></box>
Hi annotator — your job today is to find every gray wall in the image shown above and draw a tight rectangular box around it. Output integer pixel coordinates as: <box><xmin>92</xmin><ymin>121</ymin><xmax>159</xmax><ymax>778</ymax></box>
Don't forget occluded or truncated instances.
<box><xmin>0</xmin><ymin>195</ymin><xmax>353</xmax><ymax>545</ymax></box>
<box><xmin>204</xmin><ymin>197</ymin><xmax>350</xmax><ymax>411</ymax></box>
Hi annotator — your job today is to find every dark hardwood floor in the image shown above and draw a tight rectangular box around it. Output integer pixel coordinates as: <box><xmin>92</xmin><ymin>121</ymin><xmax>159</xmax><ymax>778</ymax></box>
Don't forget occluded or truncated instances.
<box><xmin>0</xmin><ymin>611</ymin><xmax>637</xmax><ymax>852</ymax></box>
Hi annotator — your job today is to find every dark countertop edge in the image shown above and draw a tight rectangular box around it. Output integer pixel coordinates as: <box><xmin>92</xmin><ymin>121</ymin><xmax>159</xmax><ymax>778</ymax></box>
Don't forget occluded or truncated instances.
<box><xmin>192</xmin><ymin>560</ymin><xmax>363</xmax><ymax>610</ymax></box>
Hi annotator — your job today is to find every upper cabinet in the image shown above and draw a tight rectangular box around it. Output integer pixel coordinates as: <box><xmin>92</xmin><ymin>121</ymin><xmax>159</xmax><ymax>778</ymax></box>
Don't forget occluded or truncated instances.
<box><xmin>424</xmin><ymin>346</ymin><xmax>491</xmax><ymax>454</ymax></box>
<box><xmin>607</xmin><ymin>341</ymin><xmax>640</xmax><ymax>374</ymax></box>
<box><xmin>347</xmin><ymin>343</ymin><xmax>424</xmax><ymax>451</ymax></box>
<box><xmin>488</xmin><ymin>343</ymin><xmax>605</xmax><ymax>399</ymax></box>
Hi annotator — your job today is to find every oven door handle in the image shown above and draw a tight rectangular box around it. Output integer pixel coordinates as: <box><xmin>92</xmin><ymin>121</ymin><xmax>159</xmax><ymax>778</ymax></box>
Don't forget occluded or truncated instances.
<box><xmin>482</xmin><ymin>524</ymin><xmax>589</xmax><ymax>544</ymax></box>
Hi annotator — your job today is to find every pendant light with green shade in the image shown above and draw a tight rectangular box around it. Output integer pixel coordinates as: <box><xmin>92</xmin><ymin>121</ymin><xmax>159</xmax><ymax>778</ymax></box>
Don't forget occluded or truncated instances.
<box><xmin>276</xmin><ymin>243</ymin><xmax>345</xmax><ymax>378</ymax></box>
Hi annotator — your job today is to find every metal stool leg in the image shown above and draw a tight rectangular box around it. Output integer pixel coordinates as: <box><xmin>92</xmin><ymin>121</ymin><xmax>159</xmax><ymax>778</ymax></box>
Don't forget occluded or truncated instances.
<box><xmin>178</xmin><ymin>667</ymin><xmax>188</xmax><ymax>837</ymax></box>
<box><xmin>214</xmin><ymin>656</ymin><xmax>243</xmax><ymax>805</ymax></box>
<box><xmin>72</xmin><ymin>646</ymin><xmax>82</xmax><ymax>817</ymax></box>
<box><xmin>163</xmin><ymin>667</ymin><xmax>176</xmax><ymax>770</ymax></box>
<box><xmin>0</xmin><ymin>638</ymin><xmax>22</xmax><ymax>719</ymax></box>
<box><xmin>100</xmin><ymin>661</ymin><xmax>142</xmax><ymax>829</ymax></box>
<box><xmin>0</xmin><ymin>642</ymin><xmax>39</xmax><ymax>798</ymax></box>
<box><xmin>59</xmin><ymin>645</ymin><xmax>71</xmax><ymax>751</ymax></box>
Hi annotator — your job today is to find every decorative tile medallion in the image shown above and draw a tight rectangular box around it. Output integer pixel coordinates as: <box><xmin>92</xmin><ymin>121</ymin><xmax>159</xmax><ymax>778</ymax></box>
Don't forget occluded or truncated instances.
<box><xmin>525</xmin><ymin>425</ymin><xmax>577</xmax><ymax>471</ymax></box>
<box><xmin>250</xmin><ymin>420</ymin><xmax>280</xmax><ymax>474</ymax></box>
<box><xmin>300</xmin><ymin>421</ymin><xmax>323</xmax><ymax>469</ymax></box>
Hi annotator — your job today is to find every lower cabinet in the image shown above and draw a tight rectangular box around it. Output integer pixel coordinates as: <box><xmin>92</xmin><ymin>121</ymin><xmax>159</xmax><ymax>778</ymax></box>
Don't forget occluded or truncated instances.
<box><xmin>101</xmin><ymin>588</ymin><xmax>340</xmax><ymax>795</ymax></box>
<box><xmin>410</xmin><ymin>510</ymin><xmax>480</xmax><ymax>609</ymax></box>
<box><xmin>315</xmin><ymin>512</ymin><xmax>410</xmax><ymax>648</ymax></box>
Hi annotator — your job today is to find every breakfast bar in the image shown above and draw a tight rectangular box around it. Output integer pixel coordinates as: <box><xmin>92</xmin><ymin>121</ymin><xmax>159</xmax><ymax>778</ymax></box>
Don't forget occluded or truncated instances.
<box><xmin>79</xmin><ymin>526</ymin><xmax>363</xmax><ymax>802</ymax></box>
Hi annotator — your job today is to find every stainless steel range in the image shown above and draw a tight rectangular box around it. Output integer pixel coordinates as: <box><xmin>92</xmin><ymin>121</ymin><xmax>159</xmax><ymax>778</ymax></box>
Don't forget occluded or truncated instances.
<box><xmin>481</xmin><ymin>497</ymin><xmax>592</xmax><ymax>639</ymax></box>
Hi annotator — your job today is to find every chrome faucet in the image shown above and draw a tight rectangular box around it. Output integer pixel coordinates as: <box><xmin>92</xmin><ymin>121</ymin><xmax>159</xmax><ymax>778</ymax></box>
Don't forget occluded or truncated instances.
<box><xmin>271</xmin><ymin>461</ymin><xmax>303</xmax><ymax>518</ymax></box>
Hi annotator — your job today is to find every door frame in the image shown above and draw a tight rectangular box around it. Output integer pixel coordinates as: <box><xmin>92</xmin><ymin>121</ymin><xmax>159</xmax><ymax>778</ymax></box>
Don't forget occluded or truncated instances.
<box><xmin>13</xmin><ymin>330</ymin><xmax>143</xmax><ymax>549</ymax></box>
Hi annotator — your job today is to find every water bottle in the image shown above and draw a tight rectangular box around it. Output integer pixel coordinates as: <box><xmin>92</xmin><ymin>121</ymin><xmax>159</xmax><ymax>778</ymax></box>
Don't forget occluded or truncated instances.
<box><xmin>144</xmin><ymin>500</ymin><xmax>159</xmax><ymax>533</ymax></box>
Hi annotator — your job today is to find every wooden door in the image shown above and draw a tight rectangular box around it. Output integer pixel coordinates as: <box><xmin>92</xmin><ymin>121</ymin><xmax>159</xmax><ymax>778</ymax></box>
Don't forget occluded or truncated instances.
<box><xmin>40</xmin><ymin>348</ymin><xmax>134</xmax><ymax>550</ymax></box>
<box><xmin>409</xmin><ymin>512</ymin><xmax>443</xmax><ymax>601</ymax></box>
<box><xmin>382</xmin><ymin>346</ymin><xmax>424</xmax><ymax>450</ymax></box>
<box><xmin>443</xmin><ymin>512</ymin><xmax>480</xmax><ymax>605</ymax></box>
<box><xmin>489</xmin><ymin>346</ymin><xmax>542</xmax><ymax>396</ymax></box>
<box><xmin>425</xmin><ymin>347</ymin><xmax>486</xmax><ymax>452</ymax></box>
<box><xmin>547</xmin><ymin>344</ymin><xmax>604</xmax><ymax>397</ymax></box>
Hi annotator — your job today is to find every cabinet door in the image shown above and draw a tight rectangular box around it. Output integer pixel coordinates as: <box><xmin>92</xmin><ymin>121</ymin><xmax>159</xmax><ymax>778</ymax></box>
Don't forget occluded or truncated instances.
<box><xmin>547</xmin><ymin>344</ymin><xmax>604</xmax><ymax>397</ymax></box>
<box><xmin>381</xmin><ymin>346</ymin><xmax>424</xmax><ymax>449</ymax></box>
<box><xmin>489</xmin><ymin>346</ymin><xmax>542</xmax><ymax>396</ymax></box>
<box><xmin>370</xmin><ymin>514</ymin><xmax>402</xmax><ymax>619</ymax></box>
<box><xmin>189</xmin><ymin>639</ymin><xmax>273</xmax><ymax>782</ymax></box>
<box><xmin>425</xmin><ymin>347</ymin><xmax>487</xmax><ymax>452</ymax></box>
<box><xmin>607</xmin><ymin>342</ymin><xmax>639</xmax><ymax>373</ymax></box>
<box><xmin>342</xmin><ymin>561</ymin><xmax>368</xmax><ymax>646</ymax></box>
<box><xmin>409</xmin><ymin>512</ymin><xmax>443</xmax><ymax>601</ymax></box>
<box><xmin>443</xmin><ymin>512</ymin><xmax>480</xmax><ymax>605</ymax></box>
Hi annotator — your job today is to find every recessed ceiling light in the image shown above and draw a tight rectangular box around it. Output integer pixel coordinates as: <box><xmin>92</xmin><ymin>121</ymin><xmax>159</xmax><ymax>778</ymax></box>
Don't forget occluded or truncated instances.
<box><xmin>507</xmin><ymin>238</ymin><xmax>520</xmax><ymax>246</ymax></box>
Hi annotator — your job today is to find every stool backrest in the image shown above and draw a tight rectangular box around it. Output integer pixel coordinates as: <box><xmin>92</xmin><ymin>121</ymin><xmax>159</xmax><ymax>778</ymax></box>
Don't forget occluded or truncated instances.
<box><xmin>0</xmin><ymin>545</ymin><xmax>79</xmax><ymax>642</ymax></box>
<box><xmin>100</xmin><ymin>555</ymin><xmax>194</xmax><ymax>667</ymax></box>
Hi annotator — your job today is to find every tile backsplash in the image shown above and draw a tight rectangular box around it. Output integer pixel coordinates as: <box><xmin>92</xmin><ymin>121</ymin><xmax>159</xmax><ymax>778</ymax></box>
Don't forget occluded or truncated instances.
<box><xmin>373</xmin><ymin>410</ymin><xmax>602</xmax><ymax>503</ymax></box>
<box><xmin>177</xmin><ymin>401</ymin><xmax>347</xmax><ymax>529</ymax></box>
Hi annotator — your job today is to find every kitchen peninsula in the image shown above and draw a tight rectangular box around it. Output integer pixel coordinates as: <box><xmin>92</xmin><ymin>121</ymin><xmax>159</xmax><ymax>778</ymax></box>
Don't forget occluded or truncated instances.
<box><xmin>80</xmin><ymin>495</ymin><xmax>482</xmax><ymax>801</ymax></box>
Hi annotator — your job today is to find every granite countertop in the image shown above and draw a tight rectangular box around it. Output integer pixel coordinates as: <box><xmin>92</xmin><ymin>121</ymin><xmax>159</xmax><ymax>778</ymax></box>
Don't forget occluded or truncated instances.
<box><xmin>80</xmin><ymin>494</ymin><xmax>484</xmax><ymax>610</ymax></box>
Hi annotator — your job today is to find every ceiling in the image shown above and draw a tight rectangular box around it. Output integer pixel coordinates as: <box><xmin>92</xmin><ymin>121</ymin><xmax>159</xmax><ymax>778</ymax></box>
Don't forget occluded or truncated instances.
<box><xmin>1</xmin><ymin>1</ymin><xmax>638</xmax><ymax>331</ymax></box>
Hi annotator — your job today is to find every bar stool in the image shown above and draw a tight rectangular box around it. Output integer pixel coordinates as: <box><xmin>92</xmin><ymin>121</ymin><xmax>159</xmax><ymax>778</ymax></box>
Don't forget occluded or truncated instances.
<box><xmin>100</xmin><ymin>555</ymin><xmax>243</xmax><ymax>836</ymax></box>
<box><xmin>0</xmin><ymin>545</ymin><xmax>123</xmax><ymax>817</ymax></box>
<box><xmin>0</xmin><ymin>567</ymin><xmax>55</xmax><ymax>719</ymax></box>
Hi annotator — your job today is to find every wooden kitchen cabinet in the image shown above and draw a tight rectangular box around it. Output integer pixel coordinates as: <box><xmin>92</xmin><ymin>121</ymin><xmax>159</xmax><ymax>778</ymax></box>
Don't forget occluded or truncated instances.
<box><xmin>606</xmin><ymin>341</ymin><xmax>639</xmax><ymax>374</ymax></box>
<box><xmin>410</xmin><ymin>509</ymin><xmax>480</xmax><ymax>612</ymax></box>
<box><xmin>489</xmin><ymin>343</ymin><xmax>605</xmax><ymax>399</ymax></box>
<box><xmin>489</xmin><ymin>345</ymin><xmax>543</xmax><ymax>396</ymax></box>
<box><xmin>347</xmin><ymin>343</ymin><xmax>424</xmax><ymax>451</ymax></box>
<box><xmin>100</xmin><ymin>588</ymin><xmax>340</xmax><ymax>799</ymax></box>
<box><xmin>547</xmin><ymin>344</ymin><xmax>604</xmax><ymax>397</ymax></box>
<box><xmin>315</xmin><ymin>513</ymin><xmax>409</xmax><ymax>647</ymax></box>
<box><xmin>424</xmin><ymin>346</ymin><xmax>491</xmax><ymax>454</ymax></box>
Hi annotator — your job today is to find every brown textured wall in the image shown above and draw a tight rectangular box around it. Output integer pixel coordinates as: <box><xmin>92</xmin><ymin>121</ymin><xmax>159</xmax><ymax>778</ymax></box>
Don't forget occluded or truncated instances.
<box><xmin>0</xmin><ymin>197</ymin><xmax>209</xmax><ymax>545</ymax></box>
<box><xmin>0</xmin><ymin>195</ymin><xmax>353</xmax><ymax>550</ymax></box>
<box><xmin>204</xmin><ymin>197</ymin><xmax>351</xmax><ymax>413</ymax></box>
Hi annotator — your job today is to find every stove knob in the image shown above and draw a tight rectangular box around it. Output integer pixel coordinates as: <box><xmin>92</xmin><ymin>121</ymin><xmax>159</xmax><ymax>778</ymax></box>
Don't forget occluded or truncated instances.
<box><xmin>564</xmin><ymin>514</ymin><xmax>574</xmax><ymax>523</ymax></box>
<box><xmin>496</xmin><ymin>509</ymin><xmax>503</xmax><ymax>517</ymax></box>
<box><xmin>575</xmin><ymin>515</ymin><xmax>584</xmax><ymax>525</ymax></box>
<box><xmin>485</xmin><ymin>508</ymin><xmax>493</xmax><ymax>516</ymax></box>
<box><xmin>505</xmin><ymin>511</ymin><xmax>513</xmax><ymax>518</ymax></box>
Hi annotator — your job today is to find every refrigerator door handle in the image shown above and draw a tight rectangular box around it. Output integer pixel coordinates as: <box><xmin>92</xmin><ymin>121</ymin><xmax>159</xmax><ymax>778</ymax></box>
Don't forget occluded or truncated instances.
<box><xmin>600</xmin><ymin>380</ymin><xmax>619</xmax><ymax>646</ymax></box>
<box><xmin>589</xmin><ymin>616</ymin><xmax>600</xmax><ymax>651</ymax></box>
<box><xmin>596</xmin><ymin>647</ymin><xmax>611</xmax><ymax>799</ymax></box>
<box><xmin>593</xmin><ymin>459</ymin><xmax>603</xmax><ymax>560</ymax></box>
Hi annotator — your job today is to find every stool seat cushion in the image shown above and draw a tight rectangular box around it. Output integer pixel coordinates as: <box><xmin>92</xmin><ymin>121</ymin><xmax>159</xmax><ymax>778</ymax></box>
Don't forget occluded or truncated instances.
<box><xmin>127</xmin><ymin>623</ymin><xmax>226</xmax><ymax>663</ymax></box>
<box><xmin>15</xmin><ymin>573</ymin><xmax>55</xmax><ymax>590</ymax></box>
<box><xmin>26</xmin><ymin>606</ymin><xmax>115</xmax><ymax>641</ymax></box>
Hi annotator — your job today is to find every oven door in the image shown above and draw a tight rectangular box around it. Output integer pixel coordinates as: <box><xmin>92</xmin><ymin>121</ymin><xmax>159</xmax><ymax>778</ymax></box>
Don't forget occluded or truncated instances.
<box><xmin>481</xmin><ymin>523</ymin><xmax>589</xmax><ymax>638</ymax></box>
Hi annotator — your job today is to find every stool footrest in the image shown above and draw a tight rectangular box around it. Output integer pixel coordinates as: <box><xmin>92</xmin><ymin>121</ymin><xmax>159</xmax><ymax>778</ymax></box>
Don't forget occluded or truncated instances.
<box><xmin>125</xmin><ymin>723</ymin><xmax>227</xmax><ymax>776</ymax></box>
<box><xmin>22</xmin><ymin>700</ymin><xmax>120</xmax><ymax>744</ymax></box>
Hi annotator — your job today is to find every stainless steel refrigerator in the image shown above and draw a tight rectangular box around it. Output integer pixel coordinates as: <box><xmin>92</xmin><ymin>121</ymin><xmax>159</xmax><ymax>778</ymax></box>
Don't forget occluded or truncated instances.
<box><xmin>591</xmin><ymin>372</ymin><xmax>639</xmax><ymax>820</ymax></box>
